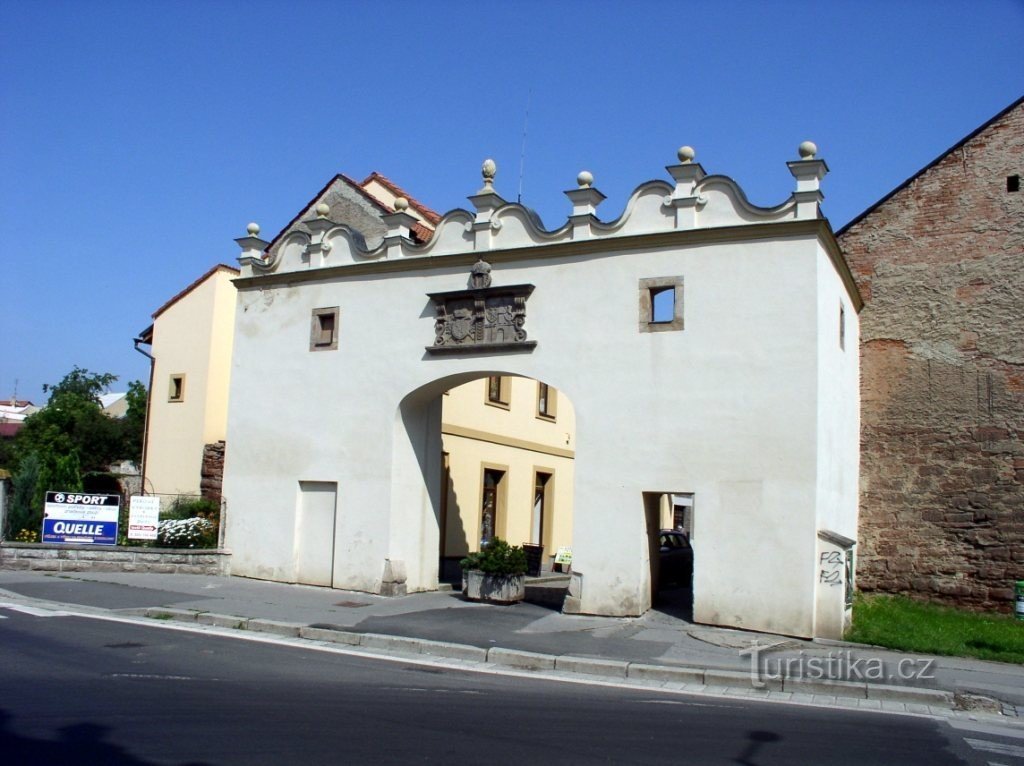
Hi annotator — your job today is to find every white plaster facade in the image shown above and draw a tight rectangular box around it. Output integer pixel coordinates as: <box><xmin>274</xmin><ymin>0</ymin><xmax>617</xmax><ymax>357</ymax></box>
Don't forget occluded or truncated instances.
<box><xmin>222</xmin><ymin>145</ymin><xmax>860</xmax><ymax>638</ymax></box>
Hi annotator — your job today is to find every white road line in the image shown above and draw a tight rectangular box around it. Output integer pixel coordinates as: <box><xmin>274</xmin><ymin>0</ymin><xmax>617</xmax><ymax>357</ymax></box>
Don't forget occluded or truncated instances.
<box><xmin>948</xmin><ymin>720</ymin><xmax>1024</xmax><ymax>740</ymax></box>
<box><xmin>0</xmin><ymin>603</ymin><xmax>71</xmax><ymax>617</ymax></box>
<box><xmin>966</xmin><ymin>738</ymin><xmax>1024</xmax><ymax>758</ymax></box>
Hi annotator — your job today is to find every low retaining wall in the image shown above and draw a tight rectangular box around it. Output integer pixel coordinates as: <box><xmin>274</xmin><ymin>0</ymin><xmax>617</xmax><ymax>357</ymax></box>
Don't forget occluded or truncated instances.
<box><xmin>0</xmin><ymin>542</ymin><xmax>231</xmax><ymax>576</ymax></box>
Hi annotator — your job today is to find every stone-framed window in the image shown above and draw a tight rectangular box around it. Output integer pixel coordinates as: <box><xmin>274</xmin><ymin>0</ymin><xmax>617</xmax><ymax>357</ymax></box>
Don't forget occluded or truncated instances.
<box><xmin>168</xmin><ymin>374</ymin><xmax>185</xmax><ymax>403</ymax></box>
<box><xmin>639</xmin><ymin>276</ymin><xmax>684</xmax><ymax>332</ymax></box>
<box><xmin>310</xmin><ymin>307</ymin><xmax>339</xmax><ymax>351</ymax></box>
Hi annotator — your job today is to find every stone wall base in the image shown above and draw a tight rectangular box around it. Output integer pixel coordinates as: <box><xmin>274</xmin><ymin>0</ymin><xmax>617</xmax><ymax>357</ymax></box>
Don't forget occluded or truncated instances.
<box><xmin>0</xmin><ymin>543</ymin><xmax>231</xmax><ymax>576</ymax></box>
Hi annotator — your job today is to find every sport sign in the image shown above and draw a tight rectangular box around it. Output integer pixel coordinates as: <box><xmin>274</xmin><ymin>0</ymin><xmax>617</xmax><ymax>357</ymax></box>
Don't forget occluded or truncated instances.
<box><xmin>42</xmin><ymin>492</ymin><xmax>120</xmax><ymax>545</ymax></box>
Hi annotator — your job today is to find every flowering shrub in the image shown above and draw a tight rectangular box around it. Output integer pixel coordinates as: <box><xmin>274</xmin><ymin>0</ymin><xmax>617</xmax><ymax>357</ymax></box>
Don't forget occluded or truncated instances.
<box><xmin>13</xmin><ymin>528</ymin><xmax>40</xmax><ymax>543</ymax></box>
<box><xmin>157</xmin><ymin>517</ymin><xmax>216</xmax><ymax>549</ymax></box>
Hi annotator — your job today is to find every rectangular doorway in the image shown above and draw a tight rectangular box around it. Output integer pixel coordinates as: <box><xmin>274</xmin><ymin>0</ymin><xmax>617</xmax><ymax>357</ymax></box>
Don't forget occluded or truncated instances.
<box><xmin>296</xmin><ymin>481</ymin><xmax>337</xmax><ymax>587</ymax></box>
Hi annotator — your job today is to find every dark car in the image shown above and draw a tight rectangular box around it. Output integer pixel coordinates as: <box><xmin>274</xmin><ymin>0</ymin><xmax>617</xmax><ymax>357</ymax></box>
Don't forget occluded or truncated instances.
<box><xmin>658</xmin><ymin>530</ymin><xmax>693</xmax><ymax>587</ymax></box>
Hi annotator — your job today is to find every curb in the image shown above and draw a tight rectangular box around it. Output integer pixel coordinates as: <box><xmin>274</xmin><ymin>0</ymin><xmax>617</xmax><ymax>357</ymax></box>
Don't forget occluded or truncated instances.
<box><xmin>141</xmin><ymin>607</ymin><xmax>980</xmax><ymax>715</ymax></box>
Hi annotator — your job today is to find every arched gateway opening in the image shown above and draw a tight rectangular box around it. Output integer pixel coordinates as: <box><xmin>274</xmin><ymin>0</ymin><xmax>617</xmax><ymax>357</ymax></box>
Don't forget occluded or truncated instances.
<box><xmin>392</xmin><ymin>373</ymin><xmax>576</xmax><ymax>597</ymax></box>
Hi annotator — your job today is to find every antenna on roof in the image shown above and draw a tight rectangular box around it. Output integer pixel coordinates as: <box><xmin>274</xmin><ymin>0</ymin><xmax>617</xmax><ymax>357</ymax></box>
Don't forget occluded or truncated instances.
<box><xmin>517</xmin><ymin>88</ymin><xmax>532</xmax><ymax>204</ymax></box>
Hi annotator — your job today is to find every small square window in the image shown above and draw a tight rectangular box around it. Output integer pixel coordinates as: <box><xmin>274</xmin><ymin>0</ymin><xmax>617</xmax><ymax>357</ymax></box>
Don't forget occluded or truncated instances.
<box><xmin>536</xmin><ymin>382</ymin><xmax>556</xmax><ymax>420</ymax></box>
<box><xmin>639</xmin><ymin>277</ymin><xmax>684</xmax><ymax>332</ymax></box>
<box><xmin>486</xmin><ymin>376</ymin><xmax>509</xmax><ymax>407</ymax></box>
<box><xmin>310</xmin><ymin>307</ymin><xmax>339</xmax><ymax>351</ymax></box>
<box><xmin>168</xmin><ymin>374</ymin><xmax>185</xmax><ymax>403</ymax></box>
<box><xmin>1008</xmin><ymin>175</ymin><xmax>1020</xmax><ymax>193</ymax></box>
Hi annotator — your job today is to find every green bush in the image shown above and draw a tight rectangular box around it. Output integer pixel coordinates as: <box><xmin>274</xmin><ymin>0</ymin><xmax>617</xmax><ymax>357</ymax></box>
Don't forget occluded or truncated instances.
<box><xmin>165</xmin><ymin>497</ymin><xmax>220</xmax><ymax>521</ymax></box>
<box><xmin>460</xmin><ymin>537</ymin><xmax>527</xmax><ymax>576</ymax></box>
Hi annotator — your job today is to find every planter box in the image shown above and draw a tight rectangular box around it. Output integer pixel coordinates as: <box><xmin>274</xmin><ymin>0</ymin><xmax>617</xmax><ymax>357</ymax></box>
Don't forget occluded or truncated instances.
<box><xmin>463</xmin><ymin>570</ymin><xmax>525</xmax><ymax>604</ymax></box>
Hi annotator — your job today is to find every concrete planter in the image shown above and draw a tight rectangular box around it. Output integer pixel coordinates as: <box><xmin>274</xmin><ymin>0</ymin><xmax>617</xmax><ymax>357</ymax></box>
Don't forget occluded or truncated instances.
<box><xmin>463</xmin><ymin>570</ymin><xmax>525</xmax><ymax>604</ymax></box>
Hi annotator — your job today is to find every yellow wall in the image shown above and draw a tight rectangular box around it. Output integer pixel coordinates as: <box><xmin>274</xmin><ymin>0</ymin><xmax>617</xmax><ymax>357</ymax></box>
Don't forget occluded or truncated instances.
<box><xmin>440</xmin><ymin>377</ymin><xmax>575</xmax><ymax>565</ymax></box>
<box><xmin>144</xmin><ymin>268</ymin><xmax>236</xmax><ymax>496</ymax></box>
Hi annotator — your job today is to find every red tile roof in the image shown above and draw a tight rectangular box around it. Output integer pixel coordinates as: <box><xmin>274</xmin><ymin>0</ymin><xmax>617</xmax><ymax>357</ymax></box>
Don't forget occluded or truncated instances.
<box><xmin>343</xmin><ymin>175</ymin><xmax>435</xmax><ymax>243</ymax></box>
<box><xmin>359</xmin><ymin>172</ymin><xmax>442</xmax><ymax>224</ymax></box>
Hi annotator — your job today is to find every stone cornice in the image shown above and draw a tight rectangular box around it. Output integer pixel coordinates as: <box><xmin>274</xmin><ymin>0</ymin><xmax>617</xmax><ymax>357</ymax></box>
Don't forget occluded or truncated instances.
<box><xmin>234</xmin><ymin>219</ymin><xmax>862</xmax><ymax>311</ymax></box>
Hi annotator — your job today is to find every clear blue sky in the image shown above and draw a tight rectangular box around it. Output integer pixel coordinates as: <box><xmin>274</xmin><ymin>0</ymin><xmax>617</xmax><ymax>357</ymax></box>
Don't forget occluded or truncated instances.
<box><xmin>2</xmin><ymin>0</ymin><xmax>1022</xmax><ymax>405</ymax></box>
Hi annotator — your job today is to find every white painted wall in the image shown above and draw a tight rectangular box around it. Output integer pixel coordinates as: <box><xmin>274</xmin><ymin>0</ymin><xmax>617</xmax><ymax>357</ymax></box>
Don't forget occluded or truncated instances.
<box><xmin>222</xmin><ymin>153</ymin><xmax>860</xmax><ymax>638</ymax></box>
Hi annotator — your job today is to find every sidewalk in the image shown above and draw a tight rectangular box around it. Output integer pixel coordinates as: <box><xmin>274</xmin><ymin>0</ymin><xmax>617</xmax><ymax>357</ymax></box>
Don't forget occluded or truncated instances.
<box><xmin>1</xmin><ymin>569</ymin><xmax>1021</xmax><ymax>720</ymax></box>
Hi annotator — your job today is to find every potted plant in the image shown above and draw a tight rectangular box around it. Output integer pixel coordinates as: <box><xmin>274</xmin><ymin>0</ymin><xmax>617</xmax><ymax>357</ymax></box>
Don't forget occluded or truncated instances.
<box><xmin>460</xmin><ymin>537</ymin><xmax>528</xmax><ymax>604</ymax></box>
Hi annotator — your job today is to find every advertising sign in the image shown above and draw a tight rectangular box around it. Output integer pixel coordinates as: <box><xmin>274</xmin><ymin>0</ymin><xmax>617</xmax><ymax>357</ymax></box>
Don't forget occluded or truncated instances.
<box><xmin>42</xmin><ymin>492</ymin><xmax>120</xmax><ymax>545</ymax></box>
<box><xmin>128</xmin><ymin>495</ymin><xmax>160</xmax><ymax>541</ymax></box>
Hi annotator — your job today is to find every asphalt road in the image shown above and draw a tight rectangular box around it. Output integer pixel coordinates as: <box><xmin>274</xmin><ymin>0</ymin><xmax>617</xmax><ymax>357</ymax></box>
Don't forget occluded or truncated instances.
<box><xmin>0</xmin><ymin>607</ymin><xmax>1020</xmax><ymax>765</ymax></box>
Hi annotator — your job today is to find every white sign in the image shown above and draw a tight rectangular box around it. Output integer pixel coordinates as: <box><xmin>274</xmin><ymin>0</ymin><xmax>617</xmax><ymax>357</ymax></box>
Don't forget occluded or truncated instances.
<box><xmin>128</xmin><ymin>495</ymin><xmax>160</xmax><ymax>541</ymax></box>
<box><xmin>554</xmin><ymin>546</ymin><xmax>573</xmax><ymax>566</ymax></box>
<box><xmin>43</xmin><ymin>492</ymin><xmax>120</xmax><ymax>545</ymax></box>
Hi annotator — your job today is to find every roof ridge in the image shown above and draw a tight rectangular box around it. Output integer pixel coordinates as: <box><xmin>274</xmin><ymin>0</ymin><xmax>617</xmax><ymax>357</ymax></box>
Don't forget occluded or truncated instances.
<box><xmin>360</xmin><ymin>171</ymin><xmax>443</xmax><ymax>224</ymax></box>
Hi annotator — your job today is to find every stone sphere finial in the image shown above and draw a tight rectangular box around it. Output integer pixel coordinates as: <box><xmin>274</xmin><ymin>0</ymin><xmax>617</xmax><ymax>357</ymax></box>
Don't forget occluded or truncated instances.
<box><xmin>481</xmin><ymin>158</ymin><xmax>497</xmax><ymax>185</ymax></box>
<box><xmin>577</xmin><ymin>170</ymin><xmax>594</xmax><ymax>188</ymax></box>
<box><xmin>394</xmin><ymin>196</ymin><xmax>409</xmax><ymax>211</ymax></box>
<box><xmin>798</xmin><ymin>141</ymin><xmax>818</xmax><ymax>160</ymax></box>
<box><xmin>677</xmin><ymin>146</ymin><xmax>696</xmax><ymax>163</ymax></box>
<box><xmin>315</xmin><ymin>202</ymin><xmax>330</xmax><ymax>218</ymax></box>
<box><xmin>246</xmin><ymin>222</ymin><xmax>260</xmax><ymax>236</ymax></box>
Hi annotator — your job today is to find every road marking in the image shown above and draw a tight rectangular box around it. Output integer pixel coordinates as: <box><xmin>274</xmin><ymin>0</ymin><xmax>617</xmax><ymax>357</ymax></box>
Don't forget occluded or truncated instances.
<box><xmin>109</xmin><ymin>673</ymin><xmax>215</xmax><ymax>681</ymax></box>
<box><xmin>0</xmin><ymin>603</ymin><xmax>71</xmax><ymax>617</ymax></box>
<box><xmin>966</xmin><ymin>738</ymin><xmax>1024</xmax><ymax>758</ymax></box>
<box><xmin>948</xmin><ymin>720</ymin><xmax>1024</xmax><ymax>740</ymax></box>
<box><xmin>639</xmin><ymin>699</ymin><xmax>734</xmax><ymax>709</ymax></box>
<box><xmin>2</xmin><ymin>601</ymin><xmax>1008</xmax><ymax>725</ymax></box>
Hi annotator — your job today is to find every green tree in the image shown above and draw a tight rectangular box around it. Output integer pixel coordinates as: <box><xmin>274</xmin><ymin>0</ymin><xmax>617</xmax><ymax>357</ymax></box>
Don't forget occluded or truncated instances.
<box><xmin>7</xmin><ymin>452</ymin><xmax>41</xmax><ymax>536</ymax></box>
<box><xmin>120</xmin><ymin>380</ymin><xmax>147</xmax><ymax>465</ymax></box>
<box><xmin>16</xmin><ymin>368</ymin><xmax>125</xmax><ymax>474</ymax></box>
<box><xmin>8</xmin><ymin>368</ymin><xmax>146</xmax><ymax>540</ymax></box>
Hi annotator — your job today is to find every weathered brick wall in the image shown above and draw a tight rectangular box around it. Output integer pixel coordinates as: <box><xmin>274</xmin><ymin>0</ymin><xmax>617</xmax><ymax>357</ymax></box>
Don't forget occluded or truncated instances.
<box><xmin>200</xmin><ymin>441</ymin><xmax>225</xmax><ymax>504</ymax></box>
<box><xmin>838</xmin><ymin>100</ymin><xmax>1023</xmax><ymax>611</ymax></box>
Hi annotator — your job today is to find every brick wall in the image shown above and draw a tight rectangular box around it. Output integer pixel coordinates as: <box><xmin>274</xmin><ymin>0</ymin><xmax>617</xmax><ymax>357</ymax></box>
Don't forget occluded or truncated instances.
<box><xmin>838</xmin><ymin>99</ymin><xmax>1024</xmax><ymax>612</ymax></box>
<box><xmin>201</xmin><ymin>441</ymin><xmax>225</xmax><ymax>504</ymax></box>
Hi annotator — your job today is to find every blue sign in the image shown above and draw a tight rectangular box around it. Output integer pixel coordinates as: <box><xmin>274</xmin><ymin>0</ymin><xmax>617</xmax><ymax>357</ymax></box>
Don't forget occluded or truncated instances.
<box><xmin>42</xmin><ymin>492</ymin><xmax>121</xmax><ymax>545</ymax></box>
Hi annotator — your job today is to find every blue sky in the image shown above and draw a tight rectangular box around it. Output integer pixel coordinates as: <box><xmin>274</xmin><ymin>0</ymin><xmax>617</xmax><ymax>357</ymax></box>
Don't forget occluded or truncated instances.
<box><xmin>2</xmin><ymin>0</ymin><xmax>1022</xmax><ymax>405</ymax></box>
